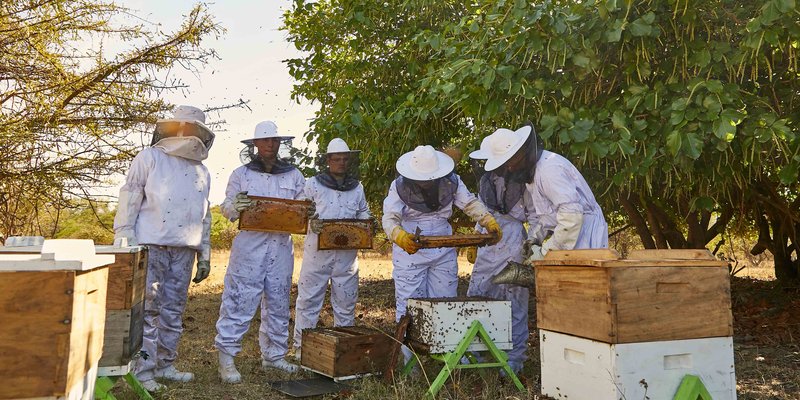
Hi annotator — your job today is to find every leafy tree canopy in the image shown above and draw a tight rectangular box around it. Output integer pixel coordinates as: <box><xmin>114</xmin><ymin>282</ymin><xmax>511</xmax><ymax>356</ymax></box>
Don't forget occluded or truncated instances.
<box><xmin>285</xmin><ymin>0</ymin><xmax>800</xmax><ymax>280</ymax></box>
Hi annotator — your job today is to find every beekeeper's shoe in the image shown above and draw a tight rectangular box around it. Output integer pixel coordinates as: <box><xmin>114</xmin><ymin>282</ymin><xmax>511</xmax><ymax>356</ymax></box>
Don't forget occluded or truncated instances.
<box><xmin>140</xmin><ymin>379</ymin><xmax>166</xmax><ymax>392</ymax></box>
<box><xmin>154</xmin><ymin>365</ymin><xmax>194</xmax><ymax>382</ymax></box>
<box><xmin>262</xmin><ymin>358</ymin><xmax>299</xmax><ymax>373</ymax></box>
<box><xmin>218</xmin><ymin>352</ymin><xmax>241</xmax><ymax>383</ymax></box>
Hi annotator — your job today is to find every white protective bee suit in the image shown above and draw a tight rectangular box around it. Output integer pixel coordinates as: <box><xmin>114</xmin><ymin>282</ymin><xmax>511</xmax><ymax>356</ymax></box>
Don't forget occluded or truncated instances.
<box><xmin>113</xmin><ymin>105</ymin><xmax>213</xmax><ymax>385</ymax></box>
<box><xmin>292</xmin><ymin>178</ymin><xmax>371</xmax><ymax>348</ymax></box>
<box><xmin>214</xmin><ymin>124</ymin><xmax>306</xmax><ymax>365</ymax></box>
<box><xmin>382</xmin><ymin>146</ymin><xmax>496</xmax><ymax>322</ymax></box>
<box><xmin>525</xmin><ymin>150</ymin><xmax>608</xmax><ymax>253</ymax></box>
<box><xmin>468</xmin><ymin>125</ymin><xmax>609</xmax><ymax>374</ymax></box>
<box><xmin>467</xmin><ymin>194</ymin><xmax>529</xmax><ymax>373</ymax></box>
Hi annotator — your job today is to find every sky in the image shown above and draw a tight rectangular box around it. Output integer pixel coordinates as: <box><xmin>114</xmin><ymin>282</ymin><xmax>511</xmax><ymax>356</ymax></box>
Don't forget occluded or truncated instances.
<box><xmin>112</xmin><ymin>0</ymin><xmax>318</xmax><ymax>204</ymax></box>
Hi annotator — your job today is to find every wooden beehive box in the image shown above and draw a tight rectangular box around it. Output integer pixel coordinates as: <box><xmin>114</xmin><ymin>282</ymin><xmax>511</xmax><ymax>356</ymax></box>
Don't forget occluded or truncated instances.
<box><xmin>406</xmin><ymin>297</ymin><xmax>512</xmax><ymax>353</ymax></box>
<box><xmin>318</xmin><ymin>219</ymin><xmax>373</xmax><ymax>250</ymax></box>
<box><xmin>238</xmin><ymin>195</ymin><xmax>312</xmax><ymax>234</ymax></box>
<box><xmin>300</xmin><ymin>326</ymin><xmax>392</xmax><ymax>379</ymax></box>
<box><xmin>0</xmin><ymin>240</ymin><xmax>113</xmax><ymax>399</ymax></box>
<box><xmin>94</xmin><ymin>245</ymin><xmax>147</xmax><ymax>371</ymax></box>
<box><xmin>0</xmin><ymin>244</ymin><xmax>148</xmax><ymax>372</ymax></box>
<box><xmin>533</xmin><ymin>249</ymin><xmax>733</xmax><ymax>344</ymax></box>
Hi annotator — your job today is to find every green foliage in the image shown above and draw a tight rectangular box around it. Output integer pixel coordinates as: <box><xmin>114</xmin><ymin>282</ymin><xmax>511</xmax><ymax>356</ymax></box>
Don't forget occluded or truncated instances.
<box><xmin>210</xmin><ymin>206</ymin><xmax>238</xmax><ymax>250</ymax></box>
<box><xmin>53</xmin><ymin>202</ymin><xmax>115</xmax><ymax>245</ymax></box>
<box><xmin>285</xmin><ymin>0</ymin><xmax>800</xmax><ymax>280</ymax></box>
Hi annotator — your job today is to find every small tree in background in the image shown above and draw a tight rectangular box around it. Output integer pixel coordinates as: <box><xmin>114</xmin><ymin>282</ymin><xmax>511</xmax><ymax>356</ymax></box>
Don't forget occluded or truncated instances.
<box><xmin>0</xmin><ymin>0</ymin><xmax>223</xmax><ymax>238</ymax></box>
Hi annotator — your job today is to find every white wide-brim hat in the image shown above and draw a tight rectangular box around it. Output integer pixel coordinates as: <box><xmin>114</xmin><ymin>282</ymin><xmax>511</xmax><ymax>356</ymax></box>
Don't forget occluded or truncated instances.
<box><xmin>156</xmin><ymin>105</ymin><xmax>213</xmax><ymax>134</ymax></box>
<box><xmin>468</xmin><ymin>136</ymin><xmax>492</xmax><ymax>160</ymax></box>
<box><xmin>324</xmin><ymin>138</ymin><xmax>360</xmax><ymax>154</ymax></box>
<box><xmin>396</xmin><ymin>145</ymin><xmax>455</xmax><ymax>181</ymax></box>
<box><xmin>241</xmin><ymin>120</ymin><xmax>294</xmax><ymax>144</ymax></box>
<box><xmin>469</xmin><ymin>125</ymin><xmax>531</xmax><ymax>171</ymax></box>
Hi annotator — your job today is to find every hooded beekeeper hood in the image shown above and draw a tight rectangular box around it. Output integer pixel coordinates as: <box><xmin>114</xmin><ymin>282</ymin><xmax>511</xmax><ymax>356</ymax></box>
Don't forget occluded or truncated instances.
<box><xmin>394</xmin><ymin>145</ymin><xmax>458</xmax><ymax>213</ymax></box>
<box><xmin>315</xmin><ymin>138</ymin><xmax>361</xmax><ymax>191</ymax></box>
<box><xmin>151</xmin><ymin>105</ymin><xmax>215</xmax><ymax>161</ymax></box>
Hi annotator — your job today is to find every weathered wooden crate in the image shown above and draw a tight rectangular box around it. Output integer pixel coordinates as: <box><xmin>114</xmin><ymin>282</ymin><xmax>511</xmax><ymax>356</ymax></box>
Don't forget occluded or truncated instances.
<box><xmin>0</xmin><ymin>244</ymin><xmax>148</xmax><ymax>372</ymax></box>
<box><xmin>406</xmin><ymin>297</ymin><xmax>512</xmax><ymax>353</ymax></box>
<box><xmin>533</xmin><ymin>249</ymin><xmax>733</xmax><ymax>344</ymax></box>
<box><xmin>0</xmin><ymin>240</ymin><xmax>113</xmax><ymax>399</ymax></box>
<box><xmin>540</xmin><ymin>329</ymin><xmax>736</xmax><ymax>400</ymax></box>
<box><xmin>239</xmin><ymin>195</ymin><xmax>312</xmax><ymax>234</ymax></box>
<box><xmin>318</xmin><ymin>219</ymin><xmax>373</xmax><ymax>250</ymax></box>
<box><xmin>300</xmin><ymin>326</ymin><xmax>392</xmax><ymax>379</ymax></box>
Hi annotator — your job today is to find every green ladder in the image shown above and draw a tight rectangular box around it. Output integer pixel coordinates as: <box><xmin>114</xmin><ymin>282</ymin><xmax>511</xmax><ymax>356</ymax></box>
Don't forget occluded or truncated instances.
<box><xmin>673</xmin><ymin>374</ymin><xmax>714</xmax><ymax>400</ymax></box>
<box><xmin>400</xmin><ymin>320</ymin><xmax>525</xmax><ymax>398</ymax></box>
<box><xmin>95</xmin><ymin>373</ymin><xmax>154</xmax><ymax>400</ymax></box>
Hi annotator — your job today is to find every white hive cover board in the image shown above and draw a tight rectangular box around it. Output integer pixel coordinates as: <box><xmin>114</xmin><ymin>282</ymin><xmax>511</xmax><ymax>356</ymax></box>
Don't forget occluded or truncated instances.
<box><xmin>0</xmin><ymin>239</ymin><xmax>114</xmax><ymax>271</ymax></box>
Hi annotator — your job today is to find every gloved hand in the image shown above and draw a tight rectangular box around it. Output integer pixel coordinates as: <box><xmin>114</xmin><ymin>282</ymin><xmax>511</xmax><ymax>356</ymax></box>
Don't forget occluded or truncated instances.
<box><xmin>309</xmin><ymin>219</ymin><xmax>324</xmax><ymax>234</ymax></box>
<box><xmin>234</xmin><ymin>191</ymin><xmax>252</xmax><ymax>212</ymax></box>
<box><xmin>113</xmin><ymin>235</ymin><xmax>138</xmax><ymax>247</ymax></box>
<box><xmin>465</xmin><ymin>246</ymin><xmax>478</xmax><ymax>264</ymax></box>
<box><xmin>307</xmin><ymin>201</ymin><xmax>317</xmax><ymax>218</ymax></box>
<box><xmin>479</xmin><ymin>214</ymin><xmax>503</xmax><ymax>244</ymax></box>
<box><xmin>193</xmin><ymin>259</ymin><xmax>211</xmax><ymax>283</ymax></box>
<box><xmin>522</xmin><ymin>243</ymin><xmax>545</xmax><ymax>267</ymax></box>
<box><xmin>391</xmin><ymin>226</ymin><xmax>419</xmax><ymax>255</ymax></box>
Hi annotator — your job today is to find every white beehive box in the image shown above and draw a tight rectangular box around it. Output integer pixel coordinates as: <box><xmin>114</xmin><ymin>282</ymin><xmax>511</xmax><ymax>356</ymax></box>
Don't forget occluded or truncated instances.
<box><xmin>540</xmin><ymin>330</ymin><xmax>737</xmax><ymax>400</ymax></box>
<box><xmin>406</xmin><ymin>297</ymin><xmax>512</xmax><ymax>353</ymax></box>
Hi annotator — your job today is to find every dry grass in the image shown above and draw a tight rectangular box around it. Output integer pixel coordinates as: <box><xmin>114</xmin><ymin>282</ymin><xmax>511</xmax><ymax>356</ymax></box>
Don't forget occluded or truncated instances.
<box><xmin>106</xmin><ymin>250</ymin><xmax>799</xmax><ymax>399</ymax></box>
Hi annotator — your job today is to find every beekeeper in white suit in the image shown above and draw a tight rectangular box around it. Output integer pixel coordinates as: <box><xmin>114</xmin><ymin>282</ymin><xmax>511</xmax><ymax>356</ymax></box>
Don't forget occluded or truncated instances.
<box><xmin>215</xmin><ymin>120</ymin><xmax>307</xmax><ymax>383</ymax></box>
<box><xmin>292</xmin><ymin>138</ymin><xmax>371</xmax><ymax>360</ymax></box>
<box><xmin>382</xmin><ymin>145</ymin><xmax>502</xmax><ymax>363</ymax></box>
<box><xmin>113</xmin><ymin>105</ymin><xmax>214</xmax><ymax>392</ymax></box>
<box><xmin>465</xmin><ymin>124</ymin><xmax>544</xmax><ymax>374</ymax></box>
<box><xmin>491</xmin><ymin>124</ymin><xmax>609</xmax><ymax>260</ymax></box>
<box><xmin>469</xmin><ymin>124</ymin><xmax>608</xmax><ymax>373</ymax></box>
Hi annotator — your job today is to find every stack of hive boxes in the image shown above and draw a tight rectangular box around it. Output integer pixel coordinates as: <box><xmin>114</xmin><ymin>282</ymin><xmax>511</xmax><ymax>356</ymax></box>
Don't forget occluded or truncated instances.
<box><xmin>533</xmin><ymin>249</ymin><xmax>737</xmax><ymax>400</ymax></box>
<box><xmin>0</xmin><ymin>241</ymin><xmax>148</xmax><ymax>376</ymax></box>
<box><xmin>0</xmin><ymin>240</ymin><xmax>113</xmax><ymax>400</ymax></box>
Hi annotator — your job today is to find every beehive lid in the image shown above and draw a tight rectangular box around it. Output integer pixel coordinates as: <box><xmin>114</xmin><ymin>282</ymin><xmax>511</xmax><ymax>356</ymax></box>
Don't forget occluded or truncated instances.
<box><xmin>0</xmin><ymin>239</ymin><xmax>114</xmax><ymax>271</ymax></box>
<box><xmin>0</xmin><ymin>242</ymin><xmax>144</xmax><ymax>254</ymax></box>
<box><xmin>533</xmin><ymin>249</ymin><xmax>727</xmax><ymax>267</ymax></box>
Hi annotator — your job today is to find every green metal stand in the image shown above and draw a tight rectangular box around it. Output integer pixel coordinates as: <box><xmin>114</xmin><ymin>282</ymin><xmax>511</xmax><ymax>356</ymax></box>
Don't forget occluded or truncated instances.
<box><xmin>400</xmin><ymin>320</ymin><xmax>525</xmax><ymax>398</ymax></box>
<box><xmin>95</xmin><ymin>373</ymin><xmax>154</xmax><ymax>400</ymax></box>
<box><xmin>673</xmin><ymin>375</ymin><xmax>713</xmax><ymax>400</ymax></box>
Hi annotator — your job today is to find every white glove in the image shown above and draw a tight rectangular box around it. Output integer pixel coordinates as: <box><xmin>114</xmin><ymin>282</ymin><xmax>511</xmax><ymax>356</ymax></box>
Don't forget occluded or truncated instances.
<box><xmin>113</xmin><ymin>233</ymin><xmax>138</xmax><ymax>247</ymax></box>
<box><xmin>542</xmin><ymin>211</ymin><xmax>584</xmax><ymax>253</ymax></box>
<box><xmin>233</xmin><ymin>191</ymin><xmax>252</xmax><ymax>212</ymax></box>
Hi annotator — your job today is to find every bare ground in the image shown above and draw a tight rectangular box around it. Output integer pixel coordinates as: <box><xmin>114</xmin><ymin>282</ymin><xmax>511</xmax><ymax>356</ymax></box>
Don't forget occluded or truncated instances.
<box><xmin>106</xmin><ymin>251</ymin><xmax>800</xmax><ymax>399</ymax></box>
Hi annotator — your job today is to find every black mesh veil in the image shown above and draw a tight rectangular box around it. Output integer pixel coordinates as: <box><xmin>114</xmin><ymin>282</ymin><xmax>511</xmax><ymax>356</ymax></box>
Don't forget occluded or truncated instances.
<box><xmin>473</xmin><ymin>122</ymin><xmax>544</xmax><ymax>214</ymax></box>
<box><xmin>395</xmin><ymin>172</ymin><xmax>458</xmax><ymax>213</ymax></box>
<box><xmin>314</xmin><ymin>151</ymin><xmax>361</xmax><ymax>191</ymax></box>
<box><xmin>239</xmin><ymin>139</ymin><xmax>297</xmax><ymax>174</ymax></box>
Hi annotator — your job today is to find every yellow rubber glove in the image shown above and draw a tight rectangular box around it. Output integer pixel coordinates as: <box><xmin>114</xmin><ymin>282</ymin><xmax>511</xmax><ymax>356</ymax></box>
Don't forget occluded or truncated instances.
<box><xmin>465</xmin><ymin>246</ymin><xmax>478</xmax><ymax>264</ymax></box>
<box><xmin>391</xmin><ymin>226</ymin><xmax>420</xmax><ymax>255</ymax></box>
<box><xmin>479</xmin><ymin>214</ymin><xmax>503</xmax><ymax>244</ymax></box>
